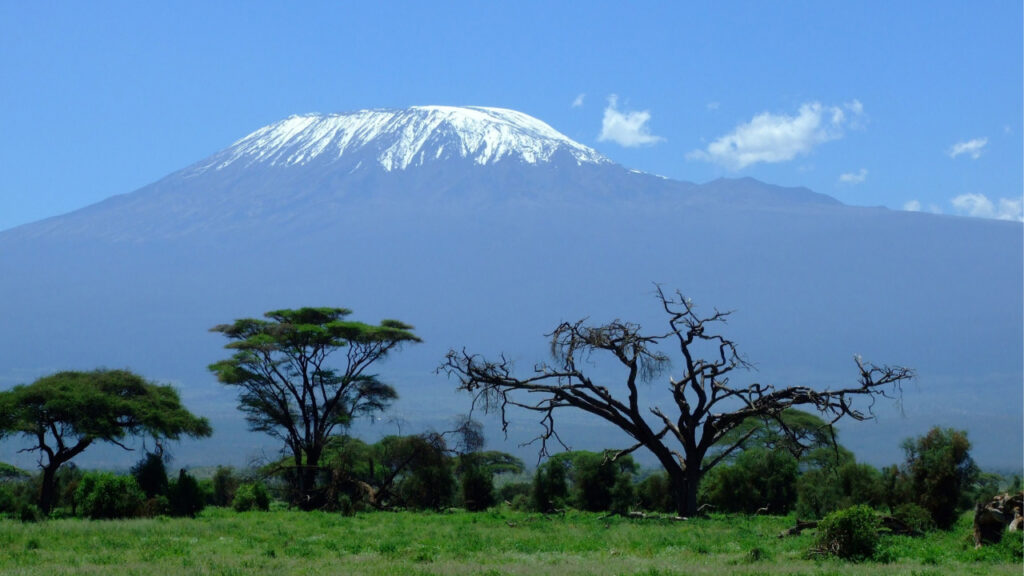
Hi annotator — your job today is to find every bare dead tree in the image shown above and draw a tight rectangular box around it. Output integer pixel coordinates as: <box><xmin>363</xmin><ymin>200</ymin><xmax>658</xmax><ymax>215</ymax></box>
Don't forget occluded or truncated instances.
<box><xmin>440</xmin><ymin>287</ymin><xmax>913</xmax><ymax>516</ymax></box>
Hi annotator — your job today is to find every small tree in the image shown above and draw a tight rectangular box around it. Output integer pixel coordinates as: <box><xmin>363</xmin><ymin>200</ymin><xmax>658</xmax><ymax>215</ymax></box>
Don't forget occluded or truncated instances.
<box><xmin>442</xmin><ymin>288</ymin><xmax>913</xmax><ymax>516</ymax></box>
<box><xmin>210</xmin><ymin>307</ymin><xmax>419</xmax><ymax>509</ymax></box>
<box><xmin>900</xmin><ymin>427</ymin><xmax>978</xmax><ymax>529</ymax></box>
<box><xmin>131</xmin><ymin>453</ymin><xmax>169</xmax><ymax>499</ymax></box>
<box><xmin>0</xmin><ymin>369</ymin><xmax>212</xmax><ymax>515</ymax></box>
<box><xmin>168</xmin><ymin>469</ymin><xmax>205</xmax><ymax>517</ymax></box>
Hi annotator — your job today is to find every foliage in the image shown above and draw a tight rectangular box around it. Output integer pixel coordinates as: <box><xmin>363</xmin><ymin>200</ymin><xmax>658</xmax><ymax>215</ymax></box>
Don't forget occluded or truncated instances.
<box><xmin>636</xmin><ymin>471</ymin><xmax>674</xmax><ymax>513</ymax></box>
<box><xmin>709</xmin><ymin>409</ymin><xmax>837</xmax><ymax>466</ymax></box>
<box><xmin>0</xmin><ymin>462</ymin><xmax>30</xmax><ymax>481</ymax></box>
<box><xmin>168</xmin><ymin>469</ymin><xmax>206</xmax><ymax>517</ymax></box>
<box><xmin>210</xmin><ymin>307</ymin><xmax>419</xmax><ymax>508</ymax></box>
<box><xmin>130</xmin><ymin>453</ymin><xmax>169</xmax><ymax>499</ymax></box>
<box><xmin>0</xmin><ymin>369</ymin><xmax>211</xmax><ymax>514</ymax></box>
<box><xmin>232</xmin><ymin>481</ymin><xmax>271</xmax><ymax>512</ymax></box>
<box><xmin>701</xmin><ymin>447</ymin><xmax>799</xmax><ymax>514</ymax></box>
<box><xmin>392</xmin><ymin>434</ymin><xmax>455</xmax><ymax>510</ymax></box>
<box><xmin>442</xmin><ymin>288</ymin><xmax>913</xmax><ymax>516</ymax></box>
<box><xmin>496</xmin><ymin>481</ymin><xmax>532</xmax><ymax>510</ymax></box>
<box><xmin>317</xmin><ymin>433</ymin><xmax>456</xmax><ymax>511</ymax></box>
<box><xmin>813</xmin><ymin>504</ymin><xmax>881</xmax><ymax>561</ymax></box>
<box><xmin>891</xmin><ymin>502</ymin><xmax>936</xmax><ymax>532</ymax></box>
<box><xmin>458</xmin><ymin>454</ymin><xmax>495</xmax><ymax>511</ymax></box>
<box><xmin>899</xmin><ymin>427</ymin><xmax>979</xmax><ymax>529</ymax></box>
<box><xmin>531</xmin><ymin>451</ymin><xmax>637</xmax><ymax>513</ymax></box>
<box><xmin>796</xmin><ymin>460</ymin><xmax>885</xmax><ymax>519</ymax></box>
<box><xmin>75</xmin><ymin>472</ymin><xmax>145</xmax><ymax>519</ymax></box>
<box><xmin>210</xmin><ymin>466</ymin><xmax>239</xmax><ymax>507</ymax></box>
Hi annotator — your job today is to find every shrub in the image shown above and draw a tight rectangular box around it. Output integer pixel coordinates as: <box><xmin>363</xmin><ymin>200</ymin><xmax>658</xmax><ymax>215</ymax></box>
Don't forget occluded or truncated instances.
<box><xmin>76</xmin><ymin>472</ymin><xmax>145</xmax><ymax>519</ymax></box>
<box><xmin>460</xmin><ymin>462</ymin><xmax>495</xmax><ymax>511</ymax></box>
<box><xmin>891</xmin><ymin>502</ymin><xmax>935</xmax><ymax>533</ymax></box>
<box><xmin>168</xmin><ymin>469</ymin><xmax>205</xmax><ymax>517</ymax></box>
<box><xmin>796</xmin><ymin>461</ymin><xmax>884</xmax><ymax>519</ymax></box>
<box><xmin>814</xmin><ymin>504</ymin><xmax>880</xmax><ymax>561</ymax></box>
<box><xmin>532</xmin><ymin>457</ymin><xmax>568</xmax><ymax>512</ymax></box>
<box><xmin>233</xmin><ymin>481</ymin><xmax>271</xmax><ymax>512</ymax></box>
<box><xmin>636</xmin><ymin>472</ymin><xmax>674</xmax><ymax>513</ymax></box>
<box><xmin>211</xmin><ymin>466</ymin><xmax>239</xmax><ymax>507</ymax></box>
<box><xmin>131</xmin><ymin>453</ymin><xmax>169</xmax><ymax>499</ymax></box>
<box><xmin>701</xmin><ymin>448</ymin><xmax>799</xmax><ymax>514</ymax></box>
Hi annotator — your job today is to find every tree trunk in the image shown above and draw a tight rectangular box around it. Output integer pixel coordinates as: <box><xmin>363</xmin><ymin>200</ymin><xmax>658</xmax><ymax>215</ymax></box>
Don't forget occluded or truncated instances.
<box><xmin>300</xmin><ymin>447</ymin><xmax>322</xmax><ymax>510</ymax></box>
<box><xmin>39</xmin><ymin>463</ymin><xmax>58</xmax><ymax>516</ymax></box>
<box><xmin>664</xmin><ymin>463</ymin><xmax>703</xmax><ymax>517</ymax></box>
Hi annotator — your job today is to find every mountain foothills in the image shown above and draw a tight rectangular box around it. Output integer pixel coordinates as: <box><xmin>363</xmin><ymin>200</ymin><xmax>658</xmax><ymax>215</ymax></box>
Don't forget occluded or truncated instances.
<box><xmin>0</xmin><ymin>106</ymin><xmax>1020</xmax><ymax>469</ymax></box>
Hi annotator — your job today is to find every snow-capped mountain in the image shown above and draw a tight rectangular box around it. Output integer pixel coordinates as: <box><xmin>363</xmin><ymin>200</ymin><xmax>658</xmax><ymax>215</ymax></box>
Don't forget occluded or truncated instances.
<box><xmin>191</xmin><ymin>106</ymin><xmax>612</xmax><ymax>174</ymax></box>
<box><xmin>0</xmin><ymin>106</ymin><xmax>1019</xmax><ymax>471</ymax></box>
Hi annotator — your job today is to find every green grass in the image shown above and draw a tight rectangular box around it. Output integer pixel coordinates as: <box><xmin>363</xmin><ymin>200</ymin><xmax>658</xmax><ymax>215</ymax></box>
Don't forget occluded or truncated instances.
<box><xmin>0</xmin><ymin>508</ymin><xmax>1019</xmax><ymax>575</ymax></box>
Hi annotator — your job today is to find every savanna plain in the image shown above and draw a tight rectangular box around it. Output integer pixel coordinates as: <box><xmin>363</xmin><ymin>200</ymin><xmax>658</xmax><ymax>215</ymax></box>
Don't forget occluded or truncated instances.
<box><xmin>1</xmin><ymin>507</ymin><xmax>1020</xmax><ymax>576</ymax></box>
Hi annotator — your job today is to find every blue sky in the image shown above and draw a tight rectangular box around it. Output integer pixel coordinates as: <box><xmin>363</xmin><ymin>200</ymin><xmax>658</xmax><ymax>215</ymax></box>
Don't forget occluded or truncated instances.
<box><xmin>1</xmin><ymin>1</ymin><xmax>1021</xmax><ymax>231</ymax></box>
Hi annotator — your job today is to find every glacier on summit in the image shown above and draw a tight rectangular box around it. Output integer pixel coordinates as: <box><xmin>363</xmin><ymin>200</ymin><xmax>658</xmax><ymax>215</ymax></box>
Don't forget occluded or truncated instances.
<box><xmin>193</xmin><ymin>106</ymin><xmax>612</xmax><ymax>173</ymax></box>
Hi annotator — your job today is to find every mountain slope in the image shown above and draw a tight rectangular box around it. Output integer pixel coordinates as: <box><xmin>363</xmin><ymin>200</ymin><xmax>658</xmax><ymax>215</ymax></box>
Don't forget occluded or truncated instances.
<box><xmin>0</xmin><ymin>106</ymin><xmax>1019</xmax><ymax>470</ymax></box>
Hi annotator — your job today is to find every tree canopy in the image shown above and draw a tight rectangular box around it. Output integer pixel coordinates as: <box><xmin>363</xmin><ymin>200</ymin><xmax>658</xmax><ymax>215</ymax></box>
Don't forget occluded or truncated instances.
<box><xmin>442</xmin><ymin>287</ymin><xmax>913</xmax><ymax>516</ymax></box>
<box><xmin>0</xmin><ymin>369</ymin><xmax>211</xmax><ymax>514</ymax></box>
<box><xmin>209</xmin><ymin>307</ymin><xmax>420</xmax><ymax>508</ymax></box>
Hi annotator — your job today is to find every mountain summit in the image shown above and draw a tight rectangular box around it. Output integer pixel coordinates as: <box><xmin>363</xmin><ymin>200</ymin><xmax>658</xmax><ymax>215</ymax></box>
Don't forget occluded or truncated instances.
<box><xmin>0</xmin><ymin>105</ymin><xmax>1019</xmax><ymax>470</ymax></box>
<box><xmin>190</xmin><ymin>106</ymin><xmax>611</xmax><ymax>175</ymax></box>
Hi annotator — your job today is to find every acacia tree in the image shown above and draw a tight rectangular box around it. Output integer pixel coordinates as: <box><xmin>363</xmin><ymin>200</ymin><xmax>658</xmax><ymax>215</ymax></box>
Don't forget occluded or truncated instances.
<box><xmin>0</xmin><ymin>369</ymin><xmax>212</xmax><ymax>515</ymax></box>
<box><xmin>441</xmin><ymin>288</ymin><xmax>913</xmax><ymax>516</ymax></box>
<box><xmin>209</xmin><ymin>307</ymin><xmax>420</xmax><ymax>508</ymax></box>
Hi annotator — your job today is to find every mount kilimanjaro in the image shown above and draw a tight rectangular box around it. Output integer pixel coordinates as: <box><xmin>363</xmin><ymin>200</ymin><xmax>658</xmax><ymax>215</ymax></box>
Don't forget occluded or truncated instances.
<box><xmin>1</xmin><ymin>106</ymin><xmax>1020</xmax><ymax>469</ymax></box>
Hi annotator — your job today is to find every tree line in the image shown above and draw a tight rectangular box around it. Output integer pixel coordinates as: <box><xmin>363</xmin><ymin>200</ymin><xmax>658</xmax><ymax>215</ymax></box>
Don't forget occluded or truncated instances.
<box><xmin>0</xmin><ymin>292</ymin><xmax>1016</xmax><ymax>538</ymax></box>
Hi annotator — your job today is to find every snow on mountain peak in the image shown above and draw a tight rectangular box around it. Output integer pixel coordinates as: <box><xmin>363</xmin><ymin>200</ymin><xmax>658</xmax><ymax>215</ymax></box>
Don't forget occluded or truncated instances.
<box><xmin>195</xmin><ymin>106</ymin><xmax>611</xmax><ymax>173</ymax></box>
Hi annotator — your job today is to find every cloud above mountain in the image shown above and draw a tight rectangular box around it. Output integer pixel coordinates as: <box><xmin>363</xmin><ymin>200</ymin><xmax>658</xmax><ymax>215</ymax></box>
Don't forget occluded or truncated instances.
<box><xmin>839</xmin><ymin>168</ymin><xmax>868</xmax><ymax>184</ymax></box>
<box><xmin>598</xmin><ymin>95</ymin><xmax>664</xmax><ymax>147</ymax></box>
<box><xmin>689</xmin><ymin>101</ymin><xmax>862</xmax><ymax>170</ymax></box>
<box><xmin>948</xmin><ymin>137</ymin><xmax>987</xmax><ymax>159</ymax></box>
<box><xmin>951</xmin><ymin>193</ymin><xmax>1023</xmax><ymax>221</ymax></box>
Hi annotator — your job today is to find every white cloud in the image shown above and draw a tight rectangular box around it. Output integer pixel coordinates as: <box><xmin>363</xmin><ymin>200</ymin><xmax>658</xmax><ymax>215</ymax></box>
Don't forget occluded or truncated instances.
<box><xmin>598</xmin><ymin>95</ymin><xmax>664</xmax><ymax>147</ymax></box>
<box><xmin>839</xmin><ymin>168</ymin><xmax>868</xmax><ymax>184</ymax></box>
<box><xmin>904</xmin><ymin>200</ymin><xmax>943</xmax><ymax>214</ymax></box>
<box><xmin>948</xmin><ymin>138</ymin><xmax>987</xmax><ymax>159</ymax></box>
<box><xmin>571</xmin><ymin>94</ymin><xmax>585</xmax><ymax>108</ymax></box>
<box><xmin>706</xmin><ymin>101</ymin><xmax>720</xmax><ymax>111</ymax></box>
<box><xmin>688</xmin><ymin>101</ymin><xmax>862</xmax><ymax>169</ymax></box>
<box><xmin>951</xmin><ymin>193</ymin><xmax>1023</xmax><ymax>221</ymax></box>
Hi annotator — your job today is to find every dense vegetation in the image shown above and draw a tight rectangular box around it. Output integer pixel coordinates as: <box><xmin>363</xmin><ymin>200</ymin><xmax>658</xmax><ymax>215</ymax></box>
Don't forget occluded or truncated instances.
<box><xmin>1</xmin><ymin>301</ymin><xmax>1021</xmax><ymax>572</ymax></box>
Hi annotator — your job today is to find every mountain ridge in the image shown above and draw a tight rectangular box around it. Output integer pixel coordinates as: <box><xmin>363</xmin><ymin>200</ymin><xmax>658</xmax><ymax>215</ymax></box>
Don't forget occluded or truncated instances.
<box><xmin>0</xmin><ymin>106</ymin><xmax>1019</xmax><ymax>470</ymax></box>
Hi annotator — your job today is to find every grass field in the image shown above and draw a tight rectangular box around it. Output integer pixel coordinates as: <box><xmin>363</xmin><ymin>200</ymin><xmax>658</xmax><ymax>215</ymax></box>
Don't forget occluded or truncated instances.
<box><xmin>0</xmin><ymin>507</ymin><xmax>1020</xmax><ymax>575</ymax></box>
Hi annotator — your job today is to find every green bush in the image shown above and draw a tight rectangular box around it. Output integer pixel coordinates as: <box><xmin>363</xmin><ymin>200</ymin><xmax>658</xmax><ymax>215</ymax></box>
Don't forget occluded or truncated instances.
<box><xmin>891</xmin><ymin>502</ymin><xmax>935</xmax><ymax>533</ymax></box>
<box><xmin>75</xmin><ymin>472</ymin><xmax>145</xmax><ymax>519</ymax></box>
<box><xmin>233</xmin><ymin>481</ymin><xmax>271</xmax><ymax>512</ymax></box>
<box><xmin>796</xmin><ymin>461</ymin><xmax>884</xmax><ymax>519</ymax></box>
<box><xmin>211</xmin><ymin>466</ymin><xmax>239</xmax><ymax>507</ymax></box>
<box><xmin>167</xmin><ymin>469</ymin><xmax>205</xmax><ymax>517</ymax></box>
<box><xmin>636</xmin><ymin>472</ymin><xmax>674</xmax><ymax>513</ymax></box>
<box><xmin>459</xmin><ymin>462</ymin><xmax>495</xmax><ymax>511</ymax></box>
<box><xmin>701</xmin><ymin>448</ymin><xmax>798</xmax><ymax>514</ymax></box>
<box><xmin>814</xmin><ymin>504</ymin><xmax>880</xmax><ymax>561</ymax></box>
<box><xmin>130</xmin><ymin>453</ymin><xmax>168</xmax><ymax>499</ymax></box>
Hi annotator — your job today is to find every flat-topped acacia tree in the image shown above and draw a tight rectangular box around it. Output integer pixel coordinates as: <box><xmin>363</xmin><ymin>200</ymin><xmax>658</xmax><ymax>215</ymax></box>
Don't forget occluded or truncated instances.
<box><xmin>441</xmin><ymin>288</ymin><xmax>913</xmax><ymax>517</ymax></box>
<box><xmin>0</xmin><ymin>369</ymin><xmax>212</xmax><ymax>515</ymax></box>
<box><xmin>209</xmin><ymin>307</ymin><xmax>420</xmax><ymax>509</ymax></box>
